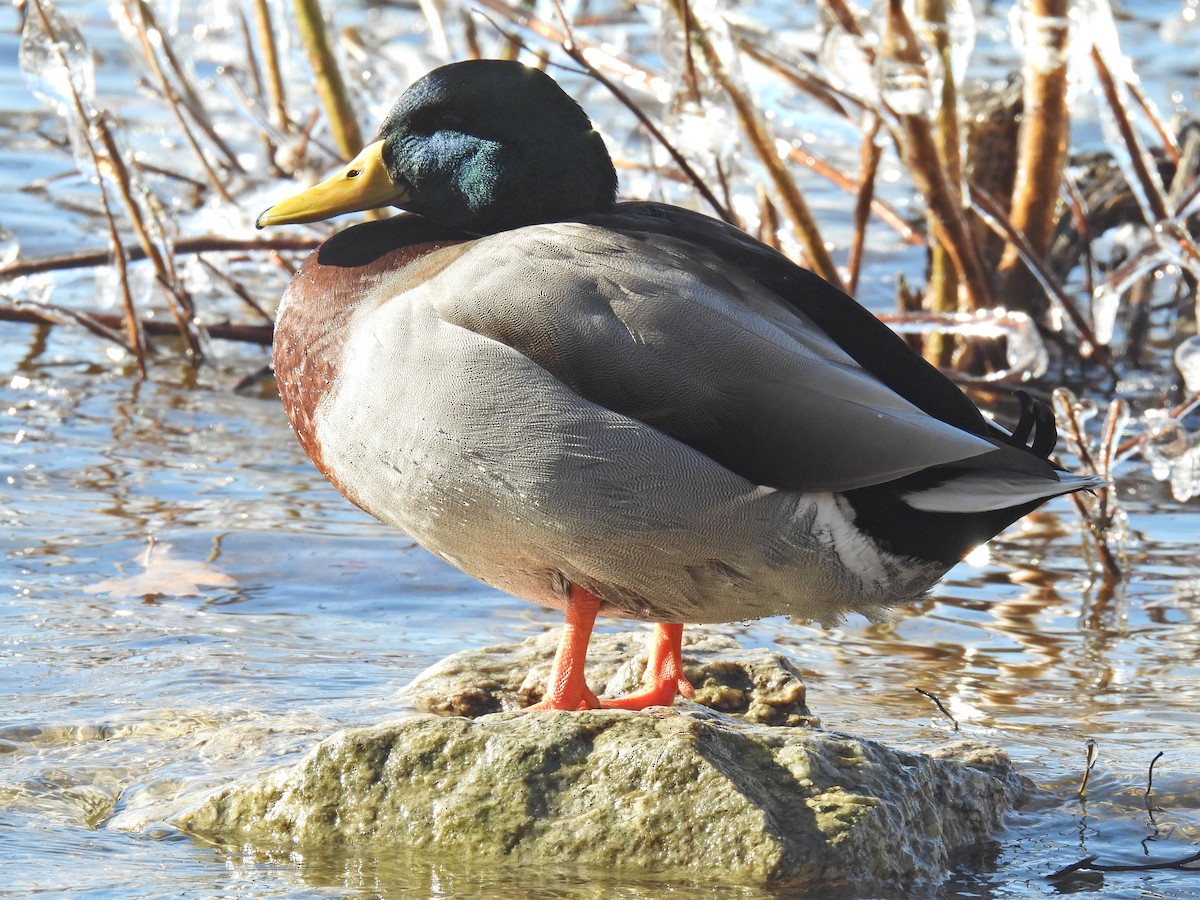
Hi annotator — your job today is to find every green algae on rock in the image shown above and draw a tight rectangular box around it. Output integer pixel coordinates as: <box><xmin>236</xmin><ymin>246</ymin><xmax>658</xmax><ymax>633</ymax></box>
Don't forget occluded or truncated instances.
<box><xmin>174</xmin><ymin>634</ymin><xmax>1022</xmax><ymax>890</ymax></box>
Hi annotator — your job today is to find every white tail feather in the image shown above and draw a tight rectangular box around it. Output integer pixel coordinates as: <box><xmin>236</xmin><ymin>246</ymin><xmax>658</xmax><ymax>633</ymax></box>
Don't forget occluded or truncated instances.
<box><xmin>901</xmin><ymin>471</ymin><xmax>1108</xmax><ymax>514</ymax></box>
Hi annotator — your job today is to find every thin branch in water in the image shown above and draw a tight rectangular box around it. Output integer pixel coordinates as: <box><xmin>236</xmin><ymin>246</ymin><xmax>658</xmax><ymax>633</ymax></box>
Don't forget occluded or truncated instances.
<box><xmin>101</xmin><ymin>184</ymin><xmax>147</xmax><ymax>376</ymax></box>
<box><xmin>675</xmin><ymin>0</ymin><xmax>703</xmax><ymax>106</ymax></box>
<box><xmin>1127</xmin><ymin>78</ymin><xmax>1182</xmax><ymax>164</ymax></box>
<box><xmin>917</xmin><ymin>0</ymin><xmax>965</xmax><ymax>346</ymax></box>
<box><xmin>783</xmin><ymin>143</ymin><xmax>920</xmax><ymax>245</ymax></box>
<box><xmin>133</xmin><ymin>0</ymin><xmax>244</xmax><ymax>172</ymax></box>
<box><xmin>755</xmin><ymin>183</ymin><xmax>781</xmax><ymax>251</ymax></box>
<box><xmin>92</xmin><ymin>119</ymin><xmax>202</xmax><ymax>356</ymax></box>
<box><xmin>1050</xmin><ymin>849</ymin><xmax>1200</xmax><ymax>878</ymax></box>
<box><xmin>735</xmin><ymin>39</ymin><xmax>858</xmax><ymax>121</ymax></box>
<box><xmin>997</xmin><ymin>0</ymin><xmax>1071</xmax><ymax>317</ymax></box>
<box><xmin>0</xmin><ymin>302</ymin><xmax>273</xmax><ymax>346</ymax></box>
<box><xmin>233</xmin><ymin>2</ymin><xmax>279</xmax><ymax>175</ymax></box>
<box><xmin>198</xmin><ymin>257</ymin><xmax>274</xmax><ymax>324</ymax></box>
<box><xmin>1064</xmin><ymin>175</ymin><xmax>1098</xmax><ymax>299</ymax></box>
<box><xmin>1079</xmin><ymin>737</ymin><xmax>1098</xmax><ymax>798</ymax></box>
<box><xmin>712</xmin><ymin>156</ymin><xmax>735</xmax><ymax>223</ymax></box>
<box><xmin>915</xmin><ymin>687</ymin><xmax>959</xmax><ymax>731</ymax></box>
<box><xmin>25</xmin><ymin>0</ymin><xmax>147</xmax><ymax>368</ymax></box>
<box><xmin>235</xmin><ymin>3</ymin><xmax>266</xmax><ymax>104</ymax></box>
<box><xmin>971</xmin><ymin>185</ymin><xmax>1110</xmax><ymax>368</ymax></box>
<box><xmin>0</xmin><ymin>235</ymin><xmax>321</xmax><ymax>279</ymax></box>
<box><xmin>416</xmin><ymin>0</ymin><xmax>452</xmax><ymax>60</ymax></box>
<box><xmin>1054</xmin><ymin>387</ymin><xmax>1123</xmax><ymax>577</ymax></box>
<box><xmin>821</xmin><ymin>0</ymin><xmax>866</xmax><ymax>36</ymax></box>
<box><xmin>1168</xmin><ymin>126</ymin><xmax>1200</xmax><ymax>217</ymax></box>
<box><xmin>1146</xmin><ymin>750</ymin><xmax>1164</xmax><ymax>810</ymax></box>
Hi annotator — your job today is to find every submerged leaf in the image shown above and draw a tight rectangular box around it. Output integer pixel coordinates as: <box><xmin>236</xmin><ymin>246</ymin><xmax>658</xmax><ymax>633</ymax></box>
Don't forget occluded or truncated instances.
<box><xmin>85</xmin><ymin>542</ymin><xmax>237</xmax><ymax>599</ymax></box>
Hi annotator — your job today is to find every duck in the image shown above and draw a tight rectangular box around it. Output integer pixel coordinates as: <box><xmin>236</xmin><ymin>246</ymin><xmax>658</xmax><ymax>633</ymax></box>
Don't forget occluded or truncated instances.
<box><xmin>256</xmin><ymin>58</ymin><xmax>1104</xmax><ymax>711</ymax></box>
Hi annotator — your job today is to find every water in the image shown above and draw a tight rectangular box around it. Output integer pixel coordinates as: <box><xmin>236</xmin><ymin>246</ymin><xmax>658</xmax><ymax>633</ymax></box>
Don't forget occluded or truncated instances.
<box><xmin>3</xmin><ymin>0</ymin><xmax>1200</xmax><ymax>897</ymax></box>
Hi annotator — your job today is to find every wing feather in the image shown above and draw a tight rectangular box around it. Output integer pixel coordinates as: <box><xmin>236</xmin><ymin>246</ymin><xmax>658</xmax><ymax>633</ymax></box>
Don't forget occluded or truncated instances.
<box><xmin>430</xmin><ymin>222</ymin><xmax>1000</xmax><ymax>493</ymax></box>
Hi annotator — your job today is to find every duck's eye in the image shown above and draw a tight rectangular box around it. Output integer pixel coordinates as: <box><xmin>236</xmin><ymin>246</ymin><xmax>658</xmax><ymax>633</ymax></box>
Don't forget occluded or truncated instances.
<box><xmin>346</xmin><ymin>168</ymin><xmax>362</xmax><ymax>178</ymax></box>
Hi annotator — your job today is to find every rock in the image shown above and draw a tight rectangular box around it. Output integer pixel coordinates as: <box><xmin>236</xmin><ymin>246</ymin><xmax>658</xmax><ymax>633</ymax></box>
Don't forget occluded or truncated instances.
<box><xmin>173</xmin><ymin>633</ymin><xmax>1023</xmax><ymax>891</ymax></box>
<box><xmin>402</xmin><ymin>630</ymin><xmax>818</xmax><ymax>727</ymax></box>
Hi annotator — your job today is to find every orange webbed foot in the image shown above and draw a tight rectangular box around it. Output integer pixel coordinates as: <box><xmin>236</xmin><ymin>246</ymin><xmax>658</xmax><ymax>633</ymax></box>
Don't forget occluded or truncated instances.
<box><xmin>521</xmin><ymin>592</ymin><xmax>692</xmax><ymax>712</ymax></box>
<box><xmin>524</xmin><ymin>682</ymin><xmax>601</xmax><ymax>711</ymax></box>
<box><xmin>599</xmin><ymin>623</ymin><xmax>692</xmax><ymax>711</ymax></box>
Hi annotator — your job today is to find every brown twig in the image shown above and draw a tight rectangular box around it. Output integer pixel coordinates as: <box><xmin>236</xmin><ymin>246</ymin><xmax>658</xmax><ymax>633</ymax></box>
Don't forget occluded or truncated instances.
<box><xmin>783</xmin><ymin>143</ymin><xmax>920</xmax><ymax>245</ymax></box>
<box><xmin>665</xmin><ymin>0</ymin><xmax>842</xmax><ymax>287</ymax></box>
<box><xmin>92</xmin><ymin>121</ymin><xmax>201</xmax><ymax>357</ymax></box>
<box><xmin>0</xmin><ymin>302</ymin><xmax>272</xmax><ymax>346</ymax></box>
<box><xmin>918</xmin><ymin>0</ymin><xmax>964</xmax><ymax>345</ymax></box>
<box><xmin>848</xmin><ymin>114</ymin><xmax>883</xmax><ymax>295</ymax></box>
<box><xmin>124</xmin><ymin>0</ymin><xmax>238</xmax><ymax>201</ymax></box>
<box><xmin>294</xmin><ymin>0</ymin><xmax>363</xmax><ymax>160</ymax></box>
<box><xmin>1054</xmin><ymin>388</ymin><xmax>1124</xmax><ymax>578</ymax></box>
<box><xmin>1090</xmin><ymin>46</ymin><xmax>1170</xmax><ymax>223</ymax></box>
<box><xmin>735</xmin><ymin>39</ymin><xmax>857</xmax><ymax>120</ymax></box>
<box><xmin>1095</xmin><ymin>397</ymin><xmax>1128</xmax><ymax>540</ymax></box>
<box><xmin>755</xmin><ymin>183</ymin><xmax>781</xmax><ymax>250</ymax></box>
<box><xmin>731</xmin><ymin>39</ymin><xmax>917</xmax><ymax>245</ymax></box>
<box><xmin>252</xmin><ymin>0</ymin><xmax>291</xmax><ymax>136</ymax></box>
<box><xmin>882</xmin><ymin>0</ymin><xmax>992</xmax><ymax>310</ymax></box>
<box><xmin>197</xmin><ymin>257</ymin><xmax>275</xmax><ymax>324</ymax></box>
<box><xmin>233</xmin><ymin>3</ymin><xmax>279</xmax><ymax>175</ymax></box>
<box><xmin>821</xmin><ymin>0</ymin><xmax>865</xmax><ymax>36</ymax></box>
<box><xmin>997</xmin><ymin>0</ymin><xmax>1071</xmax><ymax>317</ymax></box>
<box><xmin>1169</xmin><ymin>130</ymin><xmax>1200</xmax><ymax>217</ymax></box>
<box><xmin>971</xmin><ymin>185</ymin><xmax>1110</xmax><ymax>368</ymax></box>
<box><xmin>0</xmin><ymin>235</ymin><xmax>322</xmax><ymax>279</ymax></box>
<box><xmin>26</xmin><ymin>0</ymin><xmax>150</xmax><ymax>368</ymax></box>
<box><xmin>101</xmin><ymin>188</ymin><xmax>147</xmax><ymax>376</ymax></box>
<box><xmin>135</xmin><ymin>0</ymin><xmax>244</xmax><ymax>171</ymax></box>
<box><xmin>915</xmin><ymin>687</ymin><xmax>959</xmax><ymax>731</ymax></box>
<box><xmin>1127</xmin><ymin>79</ymin><xmax>1182</xmax><ymax>164</ymax></box>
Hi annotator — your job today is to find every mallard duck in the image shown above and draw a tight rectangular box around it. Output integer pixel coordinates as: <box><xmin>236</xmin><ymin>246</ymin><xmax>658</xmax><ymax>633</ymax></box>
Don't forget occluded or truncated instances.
<box><xmin>257</xmin><ymin>59</ymin><xmax>1103</xmax><ymax>711</ymax></box>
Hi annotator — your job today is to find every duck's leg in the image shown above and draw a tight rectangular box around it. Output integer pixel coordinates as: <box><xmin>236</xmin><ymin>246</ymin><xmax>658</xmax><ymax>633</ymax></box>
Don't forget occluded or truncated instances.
<box><xmin>524</xmin><ymin>584</ymin><xmax>602</xmax><ymax>711</ymax></box>
<box><xmin>600</xmin><ymin>623</ymin><xmax>695</xmax><ymax>710</ymax></box>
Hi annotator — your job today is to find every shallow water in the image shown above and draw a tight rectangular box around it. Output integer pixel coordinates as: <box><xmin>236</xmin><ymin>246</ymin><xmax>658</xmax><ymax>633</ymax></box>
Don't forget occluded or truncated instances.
<box><xmin>3</xmin><ymin>0</ymin><xmax>1200</xmax><ymax>897</ymax></box>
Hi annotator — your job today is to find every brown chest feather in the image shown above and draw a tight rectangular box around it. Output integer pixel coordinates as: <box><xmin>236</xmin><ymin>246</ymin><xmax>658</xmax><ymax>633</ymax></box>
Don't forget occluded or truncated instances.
<box><xmin>272</xmin><ymin>236</ymin><xmax>467</xmax><ymax>483</ymax></box>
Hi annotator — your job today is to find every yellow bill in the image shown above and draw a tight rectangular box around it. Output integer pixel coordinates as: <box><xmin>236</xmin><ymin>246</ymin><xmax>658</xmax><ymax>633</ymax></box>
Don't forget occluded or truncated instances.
<box><xmin>256</xmin><ymin>140</ymin><xmax>410</xmax><ymax>228</ymax></box>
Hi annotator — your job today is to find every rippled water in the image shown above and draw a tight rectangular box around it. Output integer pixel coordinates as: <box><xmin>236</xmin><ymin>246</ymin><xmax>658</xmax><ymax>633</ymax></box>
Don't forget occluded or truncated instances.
<box><xmin>3</xmin><ymin>0</ymin><xmax>1200</xmax><ymax>897</ymax></box>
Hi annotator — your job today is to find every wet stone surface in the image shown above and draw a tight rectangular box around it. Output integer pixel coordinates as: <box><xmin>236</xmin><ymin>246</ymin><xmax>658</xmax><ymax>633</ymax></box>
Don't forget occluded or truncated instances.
<box><xmin>173</xmin><ymin>634</ymin><xmax>1022</xmax><ymax>890</ymax></box>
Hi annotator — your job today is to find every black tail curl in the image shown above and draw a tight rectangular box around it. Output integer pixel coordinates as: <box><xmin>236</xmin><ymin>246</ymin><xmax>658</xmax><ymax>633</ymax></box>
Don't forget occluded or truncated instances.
<box><xmin>1009</xmin><ymin>390</ymin><xmax>1058</xmax><ymax>459</ymax></box>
